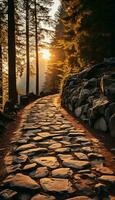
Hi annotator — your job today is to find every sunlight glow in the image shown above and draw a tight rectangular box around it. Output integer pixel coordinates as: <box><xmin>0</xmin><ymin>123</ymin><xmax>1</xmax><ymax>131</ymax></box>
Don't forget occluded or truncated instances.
<box><xmin>42</xmin><ymin>49</ymin><xmax>51</xmax><ymax>60</ymax></box>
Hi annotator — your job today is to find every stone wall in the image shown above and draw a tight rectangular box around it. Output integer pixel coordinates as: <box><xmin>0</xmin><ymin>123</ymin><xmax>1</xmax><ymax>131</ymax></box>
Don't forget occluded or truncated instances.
<box><xmin>61</xmin><ymin>60</ymin><xmax>115</xmax><ymax>137</ymax></box>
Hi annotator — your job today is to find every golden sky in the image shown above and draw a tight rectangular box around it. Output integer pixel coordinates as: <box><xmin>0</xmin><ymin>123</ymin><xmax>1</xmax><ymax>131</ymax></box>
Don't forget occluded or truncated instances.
<box><xmin>50</xmin><ymin>0</ymin><xmax>61</xmax><ymax>17</ymax></box>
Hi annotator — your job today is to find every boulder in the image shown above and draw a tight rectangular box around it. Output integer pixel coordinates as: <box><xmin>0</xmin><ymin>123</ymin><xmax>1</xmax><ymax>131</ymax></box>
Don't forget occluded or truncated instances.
<box><xmin>106</xmin><ymin>84</ymin><xmax>115</xmax><ymax>101</ymax></box>
<box><xmin>91</xmin><ymin>98</ymin><xmax>109</xmax><ymax>118</ymax></box>
<box><xmin>105</xmin><ymin>102</ymin><xmax>115</xmax><ymax>121</ymax></box>
<box><xmin>101</xmin><ymin>74</ymin><xmax>115</xmax><ymax>101</ymax></box>
<box><xmin>109</xmin><ymin>114</ymin><xmax>115</xmax><ymax>137</ymax></box>
<box><xmin>84</xmin><ymin>78</ymin><xmax>98</xmax><ymax>89</ymax></box>
<box><xmin>78</xmin><ymin>89</ymin><xmax>90</xmax><ymax>106</ymax></box>
<box><xmin>20</xmin><ymin>95</ymin><xmax>29</xmax><ymax>106</ymax></box>
<box><xmin>94</xmin><ymin>117</ymin><xmax>107</xmax><ymax>132</ymax></box>
<box><xmin>4</xmin><ymin>100</ymin><xmax>17</xmax><ymax>114</ymax></box>
<box><xmin>109</xmin><ymin>102</ymin><xmax>115</xmax><ymax>113</ymax></box>
<box><xmin>74</xmin><ymin>107</ymin><xmax>82</xmax><ymax>118</ymax></box>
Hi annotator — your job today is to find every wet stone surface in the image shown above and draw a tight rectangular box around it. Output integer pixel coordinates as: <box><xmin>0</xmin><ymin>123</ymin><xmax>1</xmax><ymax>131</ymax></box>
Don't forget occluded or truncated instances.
<box><xmin>0</xmin><ymin>95</ymin><xmax>115</xmax><ymax>200</ymax></box>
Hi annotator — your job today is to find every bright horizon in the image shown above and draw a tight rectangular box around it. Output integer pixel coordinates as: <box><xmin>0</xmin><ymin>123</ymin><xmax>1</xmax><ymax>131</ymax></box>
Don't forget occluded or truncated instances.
<box><xmin>50</xmin><ymin>0</ymin><xmax>60</xmax><ymax>18</ymax></box>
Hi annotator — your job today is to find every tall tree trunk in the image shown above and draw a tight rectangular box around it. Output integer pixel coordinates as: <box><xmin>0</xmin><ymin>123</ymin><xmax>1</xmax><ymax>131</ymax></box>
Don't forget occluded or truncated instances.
<box><xmin>0</xmin><ymin>16</ymin><xmax>3</xmax><ymax>110</ymax></box>
<box><xmin>35</xmin><ymin>0</ymin><xmax>39</xmax><ymax>96</ymax></box>
<box><xmin>8</xmin><ymin>0</ymin><xmax>17</xmax><ymax>104</ymax></box>
<box><xmin>26</xmin><ymin>0</ymin><xmax>30</xmax><ymax>95</ymax></box>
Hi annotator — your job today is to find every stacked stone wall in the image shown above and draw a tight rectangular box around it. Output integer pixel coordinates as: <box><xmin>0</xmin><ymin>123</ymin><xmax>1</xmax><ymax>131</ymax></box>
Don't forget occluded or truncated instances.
<box><xmin>61</xmin><ymin>60</ymin><xmax>115</xmax><ymax>137</ymax></box>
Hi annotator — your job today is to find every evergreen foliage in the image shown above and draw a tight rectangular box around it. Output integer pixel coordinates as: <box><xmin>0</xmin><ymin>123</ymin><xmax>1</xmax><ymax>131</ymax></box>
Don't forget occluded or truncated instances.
<box><xmin>61</xmin><ymin>0</ymin><xmax>115</xmax><ymax>69</ymax></box>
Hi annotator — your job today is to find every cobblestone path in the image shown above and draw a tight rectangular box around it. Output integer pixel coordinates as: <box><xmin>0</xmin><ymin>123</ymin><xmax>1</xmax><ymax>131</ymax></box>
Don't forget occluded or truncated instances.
<box><xmin>0</xmin><ymin>95</ymin><xmax>115</xmax><ymax>200</ymax></box>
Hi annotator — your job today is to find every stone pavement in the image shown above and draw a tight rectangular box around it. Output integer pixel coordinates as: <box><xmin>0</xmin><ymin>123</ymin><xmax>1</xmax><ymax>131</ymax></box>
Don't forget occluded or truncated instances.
<box><xmin>0</xmin><ymin>95</ymin><xmax>115</xmax><ymax>200</ymax></box>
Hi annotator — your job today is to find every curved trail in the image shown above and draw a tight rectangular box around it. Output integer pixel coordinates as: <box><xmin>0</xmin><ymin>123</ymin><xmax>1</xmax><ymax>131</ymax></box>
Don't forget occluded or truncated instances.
<box><xmin>0</xmin><ymin>95</ymin><xmax>115</xmax><ymax>200</ymax></box>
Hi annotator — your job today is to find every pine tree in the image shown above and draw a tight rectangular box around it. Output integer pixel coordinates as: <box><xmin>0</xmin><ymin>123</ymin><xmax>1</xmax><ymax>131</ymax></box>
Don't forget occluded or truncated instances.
<box><xmin>0</xmin><ymin>11</ymin><xmax>3</xmax><ymax>110</ymax></box>
<box><xmin>8</xmin><ymin>0</ymin><xmax>17</xmax><ymax>104</ymax></box>
<box><xmin>34</xmin><ymin>0</ymin><xmax>39</xmax><ymax>96</ymax></box>
<box><xmin>15</xmin><ymin>0</ymin><xmax>26</xmax><ymax>78</ymax></box>
<box><xmin>60</xmin><ymin>0</ymin><xmax>115</xmax><ymax>70</ymax></box>
<box><xmin>0</xmin><ymin>0</ymin><xmax>8</xmax><ymax>109</ymax></box>
<box><xmin>25</xmin><ymin>0</ymin><xmax>30</xmax><ymax>95</ymax></box>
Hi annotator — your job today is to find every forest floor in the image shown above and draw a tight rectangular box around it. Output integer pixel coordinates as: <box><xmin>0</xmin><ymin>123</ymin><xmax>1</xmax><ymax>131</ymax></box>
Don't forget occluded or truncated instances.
<box><xmin>0</xmin><ymin>94</ymin><xmax>115</xmax><ymax>200</ymax></box>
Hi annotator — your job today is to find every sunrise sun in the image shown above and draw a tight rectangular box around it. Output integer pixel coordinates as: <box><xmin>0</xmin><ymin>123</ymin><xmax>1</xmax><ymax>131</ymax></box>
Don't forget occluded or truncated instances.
<box><xmin>42</xmin><ymin>49</ymin><xmax>51</xmax><ymax>60</ymax></box>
